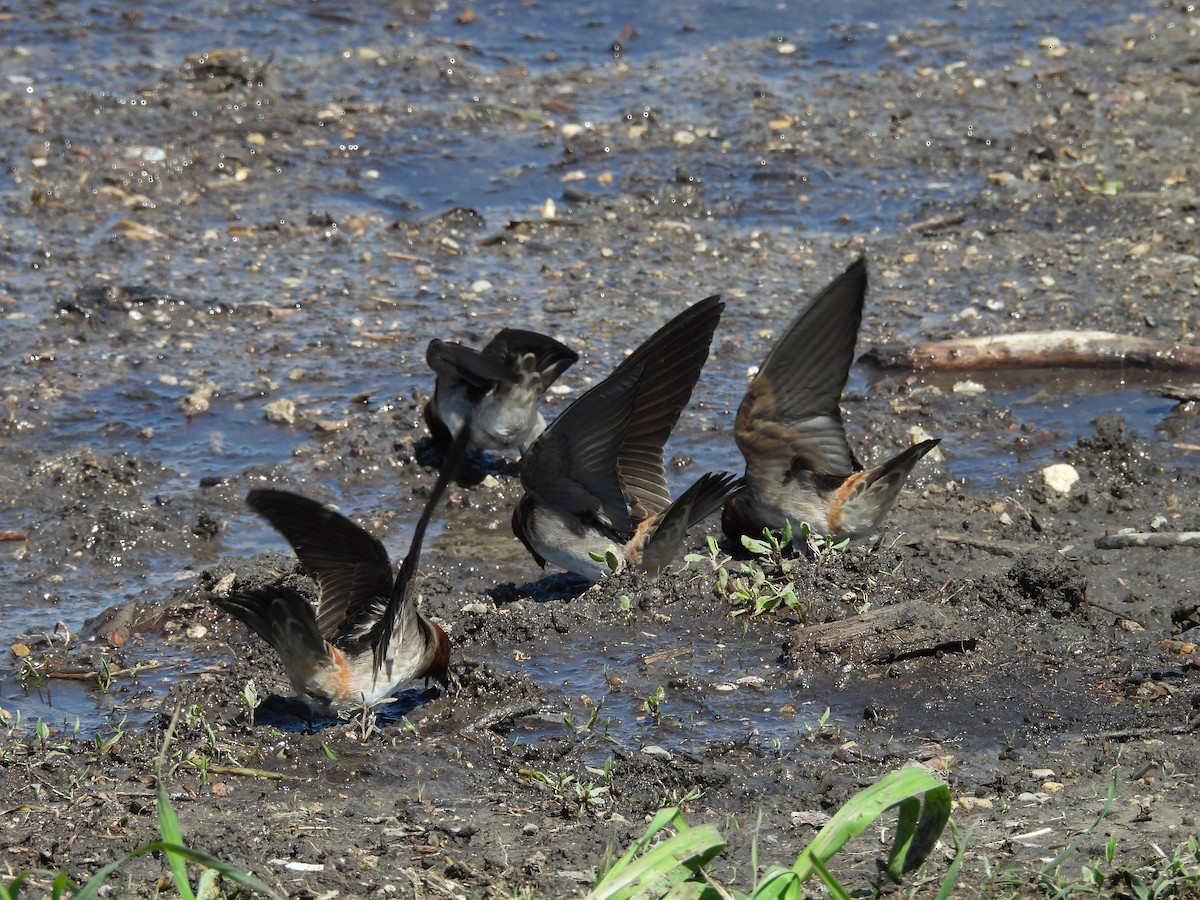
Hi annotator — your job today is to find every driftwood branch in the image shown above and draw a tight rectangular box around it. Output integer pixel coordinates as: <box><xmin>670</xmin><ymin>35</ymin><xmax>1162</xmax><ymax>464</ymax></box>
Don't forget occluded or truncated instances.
<box><xmin>786</xmin><ymin>600</ymin><xmax>976</xmax><ymax>666</ymax></box>
<box><xmin>1153</xmin><ymin>383</ymin><xmax>1200</xmax><ymax>403</ymax></box>
<box><xmin>863</xmin><ymin>331</ymin><xmax>1200</xmax><ymax>372</ymax></box>
<box><xmin>1096</xmin><ymin>532</ymin><xmax>1200</xmax><ymax>549</ymax></box>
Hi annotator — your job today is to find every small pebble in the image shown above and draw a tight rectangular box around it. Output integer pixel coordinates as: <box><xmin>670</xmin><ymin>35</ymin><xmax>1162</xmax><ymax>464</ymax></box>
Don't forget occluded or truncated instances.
<box><xmin>1042</xmin><ymin>463</ymin><xmax>1079</xmax><ymax>495</ymax></box>
<box><xmin>264</xmin><ymin>398</ymin><xmax>297</xmax><ymax>425</ymax></box>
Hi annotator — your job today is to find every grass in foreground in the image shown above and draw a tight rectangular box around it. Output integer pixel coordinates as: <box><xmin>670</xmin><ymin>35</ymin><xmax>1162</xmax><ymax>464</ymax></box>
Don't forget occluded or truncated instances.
<box><xmin>588</xmin><ymin>765</ymin><xmax>956</xmax><ymax>900</ymax></box>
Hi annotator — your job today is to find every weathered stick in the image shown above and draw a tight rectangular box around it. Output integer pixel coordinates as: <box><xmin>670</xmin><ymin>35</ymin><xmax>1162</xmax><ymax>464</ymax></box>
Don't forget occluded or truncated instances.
<box><xmin>1096</xmin><ymin>532</ymin><xmax>1200</xmax><ymax>549</ymax></box>
<box><xmin>1153</xmin><ymin>383</ymin><xmax>1200</xmax><ymax>403</ymax></box>
<box><xmin>863</xmin><ymin>331</ymin><xmax>1200</xmax><ymax>372</ymax></box>
<box><xmin>786</xmin><ymin>600</ymin><xmax>976</xmax><ymax>665</ymax></box>
<box><xmin>207</xmin><ymin>764</ymin><xmax>298</xmax><ymax>781</ymax></box>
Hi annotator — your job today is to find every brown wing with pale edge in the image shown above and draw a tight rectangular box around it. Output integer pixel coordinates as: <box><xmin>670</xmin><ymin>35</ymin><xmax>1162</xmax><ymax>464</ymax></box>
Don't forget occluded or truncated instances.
<box><xmin>213</xmin><ymin>585</ymin><xmax>328</xmax><ymax>661</ymax></box>
<box><xmin>610</xmin><ymin>295</ymin><xmax>724</xmax><ymax>522</ymax></box>
<box><xmin>245</xmin><ymin>489</ymin><xmax>394</xmax><ymax>642</ymax></box>
<box><xmin>639</xmin><ymin>472</ymin><xmax>745</xmax><ymax>573</ymax></box>
<box><xmin>736</xmin><ymin>258</ymin><xmax>867</xmax><ymax>488</ymax></box>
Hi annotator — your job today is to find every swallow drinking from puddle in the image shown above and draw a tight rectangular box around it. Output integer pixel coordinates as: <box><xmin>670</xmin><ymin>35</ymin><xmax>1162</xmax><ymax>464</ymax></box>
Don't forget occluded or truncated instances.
<box><xmin>424</xmin><ymin>328</ymin><xmax>578</xmax><ymax>455</ymax></box>
<box><xmin>213</xmin><ymin>429</ymin><xmax>468</xmax><ymax>716</ymax></box>
<box><xmin>512</xmin><ymin>295</ymin><xmax>743</xmax><ymax>580</ymax></box>
<box><xmin>722</xmin><ymin>257</ymin><xmax>939</xmax><ymax>543</ymax></box>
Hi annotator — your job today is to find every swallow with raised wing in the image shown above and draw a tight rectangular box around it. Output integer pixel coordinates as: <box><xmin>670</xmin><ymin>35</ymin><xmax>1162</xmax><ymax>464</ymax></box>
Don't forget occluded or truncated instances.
<box><xmin>424</xmin><ymin>328</ymin><xmax>578</xmax><ymax>455</ymax></box>
<box><xmin>512</xmin><ymin>295</ymin><xmax>743</xmax><ymax>580</ymax></box>
<box><xmin>213</xmin><ymin>429</ymin><xmax>468</xmax><ymax>715</ymax></box>
<box><xmin>722</xmin><ymin>257</ymin><xmax>939</xmax><ymax>544</ymax></box>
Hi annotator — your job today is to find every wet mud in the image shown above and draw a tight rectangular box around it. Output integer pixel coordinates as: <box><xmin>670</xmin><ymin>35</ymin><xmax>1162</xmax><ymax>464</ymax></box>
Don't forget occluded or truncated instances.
<box><xmin>2</xmin><ymin>2</ymin><xmax>1199</xmax><ymax>897</ymax></box>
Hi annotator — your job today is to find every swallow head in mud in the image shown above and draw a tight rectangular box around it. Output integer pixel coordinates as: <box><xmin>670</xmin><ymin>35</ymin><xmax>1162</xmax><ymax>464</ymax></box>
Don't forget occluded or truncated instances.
<box><xmin>723</xmin><ymin>256</ymin><xmax>939</xmax><ymax>544</ymax></box>
<box><xmin>213</xmin><ymin>430</ymin><xmax>468</xmax><ymax>716</ymax></box>
<box><xmin>424</xmin><ymin>328</ymin><xmax>578</xmax><ymax>455</ymax></box>
<box><xmin>512</xmin><ymin>295</ymin><xmax>743</xmax><ymax>581</ymax></box>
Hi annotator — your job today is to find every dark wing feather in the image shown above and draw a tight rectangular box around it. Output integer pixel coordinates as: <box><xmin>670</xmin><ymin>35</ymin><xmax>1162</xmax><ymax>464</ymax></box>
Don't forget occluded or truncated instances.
<box><xmin>736</xmin><ymin>257</ymin><xmax>866</xmax><ymax>477</ymax></box>
<box><xmin>427</xmin><ymin>338</ymin><xmax>518</xmax><ymax>389</ymax></box>
<box><xmin>213</xmin><ymin>585</ymin><xmax>327</xmax><ymax>659</ymax></box>
<box><xmin>484</xmin><ymin>329</ymin><xmax>579</xmax><ymax>391</ymax></box>
<box><xmin>639</xmin><ymin>472</ymin><xmax>745</xmax><ymax>573</ymax></box>
<box><xmin>610</xmin><ymin>295</ymin><xmax>724</xmax><ymax>521</ymax></box>
<box><xmin>520</xmin><ymin>365</ymin><xmax>644</xmax><ymax>535</ymax></box>
<box><xmin>371</xmin><ymin>421</ymin><xmax>472</xmax><ymax>677</ymax></box>
<box><xmin>245</xmin><ymin>489</ymin><xmax>394</xmax><ymax>641</ymax></box>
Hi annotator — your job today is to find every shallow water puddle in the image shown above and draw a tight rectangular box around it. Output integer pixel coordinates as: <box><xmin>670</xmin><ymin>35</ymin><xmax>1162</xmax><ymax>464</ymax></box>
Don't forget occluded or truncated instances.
<box><xmin>492</xmin><ymin>621</ymin><xmax>1131</xmax><ymax>768</ymax></box>
<box><xmin>3</xmin><ymin>367</ymin><xmax>1191</xmax><ymax>737</ymax></box>
<box><xmin>912</xmin><ymin>369</ymin><xmax>1196</xmax><ymax>491</ymax></box>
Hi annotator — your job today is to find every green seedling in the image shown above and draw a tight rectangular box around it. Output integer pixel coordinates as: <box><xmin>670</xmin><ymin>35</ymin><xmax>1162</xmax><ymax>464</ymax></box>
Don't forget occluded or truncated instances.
<box><xmin>238</xmin><ymin>680</ymin><xmax>261</xmax><ymax>728</ymax></box>
<box><xmin>588</xmin><ymin>549</ymin><xmax>623</xmax><ymax>574</ymax></box>
<box><xmin>799</xmin><ymin>521</ymin><xmax>850</xmax><ymax>567</ymax></box>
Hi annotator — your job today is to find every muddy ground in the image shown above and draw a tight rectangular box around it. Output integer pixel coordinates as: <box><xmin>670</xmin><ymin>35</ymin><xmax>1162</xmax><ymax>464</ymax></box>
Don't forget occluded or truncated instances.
<box><xmin>2</xmin><ymin>3</ymin><xmax>1200</xmax><ymax>898</ymax></box>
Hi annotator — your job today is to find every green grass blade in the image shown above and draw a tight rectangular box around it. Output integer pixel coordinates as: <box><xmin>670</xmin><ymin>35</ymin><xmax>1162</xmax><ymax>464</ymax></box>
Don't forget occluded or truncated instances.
<box><xmin>1</xmin><ymin>871</ymin><xmax>81</xmax><ymax>900</ymax></box>
<box><xmin>885</xmin><ymin>796</ymin><xmax>921</xmax><ymax>878</ymax></box>
<box><xmin>887</xmin><ymin>778</ymin><xmax>953</xmax><ymax>879</ymax></box>
<box><xmin>597</xmin><ymin>807</ymin><xmax>689</xmax><ymax>886</ymax></box>
<box><xmin>50</xmin><ymin>871</ymin><xmax>76</xmax><ymax>899</ymax></box>
<box><xmin>792</xmin><ymin>767</ymin><xmax>949</xmax><ymax>882</ymax></box>
<box><xmin>935</xmin><ymin>822</ymin><xmax>968</xmax><ymax>900</ymax></box>
<box><xmin>663</xmin><ymin>883</ymin><xmax>722</xmax><ymax>900</ymax></box>
<box><xmin>0</xmin><ymin>873</ymin><xmax>26</xmax><ymax>900</ymax></box>
<box><xmin>587</xmin><ymin>824</ymin><xmax>726</xmax><ymax>900</ymax></box>
<box><xmin>808</xmin><ymin>854</ymin><xmax>852</xmax><ymax>900</ymax></box>
<box><xmin>1038</xmin><ymin>776</ymin><xmax>1117</xmax><ymax>884</ymax></box>
<box><xmin>157</xmin><ymin>785</ymin><xmax>196</xmax><ymax>900</ymax></box>
<box><xmin>195</xmin><ymin>867</ymin><xmax>221</xmax><ymax>900</ymax></box>
<box><xmin>74</xmin><ymin>848</ymin><xmax>147</xmax><ymax>900</ymax></box>
<box><xmin>150</xmin><ymin>843</ymin><xmax>274</xmax><ymax>894</ymax></box>
<box><xmin>72</xmin><ymin>842</ymin><xmax>274</xmax><ymax>899</ymax></box>
<box><xmin>746</xmin><ymin>866</ymin><xmax>802</xmax><ymax>900</ymax></box>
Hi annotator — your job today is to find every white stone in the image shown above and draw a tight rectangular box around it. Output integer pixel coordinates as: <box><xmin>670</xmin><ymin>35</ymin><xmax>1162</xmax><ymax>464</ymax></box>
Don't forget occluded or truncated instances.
<box><xmin>264</xmin><ymin>398</ymin><xmax>297</xmax><ymax>425</ymax></box>
<box><xmin>1042</xmin><ymin>463</ymin><xmax>1079</xmax><ymax>495</ymax></box>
